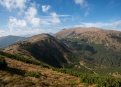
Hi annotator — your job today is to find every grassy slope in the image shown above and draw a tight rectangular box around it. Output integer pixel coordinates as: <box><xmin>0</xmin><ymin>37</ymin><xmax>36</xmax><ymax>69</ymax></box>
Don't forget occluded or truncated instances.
<box><xmin>0</xmin><ymin>58</ymin><xmax>88</xmax><ymax>87</ymax></box>
<box><xmin>1</xmin><ymin>51</ymin><xmax>121</xmax><ymax>87</ymax></box>
<box><xmin>2</xmin><ymin>34</ymin><xmax>70</xmax><ymax>68</ymax></box>
<box><xmin>60</xmin><ymin>38</ymin><xmax>121</xmax><ymax>75</ymax></box>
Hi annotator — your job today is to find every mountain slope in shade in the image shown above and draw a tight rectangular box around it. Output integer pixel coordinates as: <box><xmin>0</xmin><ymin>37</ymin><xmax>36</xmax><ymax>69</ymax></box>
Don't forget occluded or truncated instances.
<box><xmin>0</xmin><ymin>35</ymin><xmax>27</xmax><ymax>49</ymax></box>
<box><xmin>2</xmin><ymin>34</ymin><xmax>71</xmax><ymax>68</ymax></box>
<box><xmin>54</xmin><ymin>27</ymin><xmax>121</xmax><ymax>69</ymax></box>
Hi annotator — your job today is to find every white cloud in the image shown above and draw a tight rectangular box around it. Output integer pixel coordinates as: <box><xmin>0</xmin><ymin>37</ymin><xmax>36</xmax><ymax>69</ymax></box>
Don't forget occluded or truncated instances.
<box><xmin>57</xmin><ymin>15</ymin><xmax>72</xmax><ymax>17</ymax></box>
<box><xmin>25</xmin><ymin>6</ymin><xmax>40</xmax><ymax>27</ymax></box>
<box><xmin>112</xmin><ymin>21</ymin><xmax>121</xmax><ymax>27</ymax></box>
<box><xmin>25</xmin><ymin>6</ymin><xmax>37</xmax><ymax>20</ymax></box>
<box><xmin>50</xmin><ymin>12</ymin><xmax>60</xmax><ymax>24</ymax></box>
<box><xmin>74</xmin><ymin>0</ymin><xmax>90</xmax><ymax>16</ymax></box>
<box><xmin>0</xmin><ymin>1</ymin><xmax>71</xmax><ymax>37</ymax></box>
<box><xmin>31</xmin><ymin>18</ymin><xmax>40</xmax><ymax>27</ymax></box>
<box><xmin>42</xmin><ymin>5</ymin><xmax>51</xmax><ymax>13</ymax></box>
<box><xmin>37</xmin><ymin>14</ymin><xmax>71</xmax><ymax>25</ymax></box>
<box><xmin>9</xmin><ymin>17</ymin><xmax>26</xmax><ymax>31</ymax></box>
<box><xmin>41</xmin><ymin>20</ymin><xmax>51</xmax><ymax>25</ymax></box>
<box><xmin>74</xmin><ymin>0</ymin><xmax>88</xmax><ymax>8</ymax></box>
<box><xmin>0</xmin><ymin>0</ymin><xmax>28</xmax><ymax>10</ymax></box>
<box><xmin>0</xmin><ymin>30</ymin><xmax>5</xmax><ymax>33</ymax></box>
<box><xmin>0</xmin><ymin>28</ymin><xmax>53</xmax><ymax>37</ymax></box>
<box><xmin>76</xmin><ymin>20</ymin><xmax>121</xmax><ymax>29</ymax></box>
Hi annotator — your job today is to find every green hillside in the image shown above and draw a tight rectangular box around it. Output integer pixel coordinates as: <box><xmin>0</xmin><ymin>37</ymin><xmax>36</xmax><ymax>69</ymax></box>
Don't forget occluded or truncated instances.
<box><xmin>55</xmin><ymin>27</ymin><xmax>121</xmax><ymax>75</ymax></box>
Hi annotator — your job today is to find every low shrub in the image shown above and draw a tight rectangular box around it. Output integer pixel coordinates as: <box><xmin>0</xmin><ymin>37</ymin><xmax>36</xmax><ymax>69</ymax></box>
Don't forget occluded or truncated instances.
<box><xmin>26</xmin><ymin>71</ymin><xmax>41</xmax><ymax>78</ymax></box>
<box><xmin>0</xmin><ymin>56</ymin><xmax>7</xmax><ymax>69</ymax></box>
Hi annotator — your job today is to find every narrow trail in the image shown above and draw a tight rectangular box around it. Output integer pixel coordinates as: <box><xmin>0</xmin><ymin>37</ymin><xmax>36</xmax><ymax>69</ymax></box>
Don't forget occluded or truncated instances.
<box><xmin>79</xmin><ymin>62</ymin><xmax>98</xmax><ymax>74</ymax></box>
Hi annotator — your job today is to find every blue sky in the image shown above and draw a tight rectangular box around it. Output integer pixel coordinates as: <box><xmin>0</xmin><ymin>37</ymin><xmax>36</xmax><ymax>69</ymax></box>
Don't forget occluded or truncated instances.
<box><xmin>0</xmin><ymin>0</ymin><xmax>121</xmax><ymax>36</ymax></box>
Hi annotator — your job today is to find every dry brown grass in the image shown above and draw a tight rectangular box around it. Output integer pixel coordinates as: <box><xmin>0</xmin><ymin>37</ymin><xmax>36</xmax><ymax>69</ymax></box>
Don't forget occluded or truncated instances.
<box><xmin>0</xmin><ymin>58</ymin><xmax>93</xmax><ymax>87</ymax></box>
<box><xmin>55</xmin><ymin>27</ymin><xmax>121</xmax><ymax>50</ymax></box>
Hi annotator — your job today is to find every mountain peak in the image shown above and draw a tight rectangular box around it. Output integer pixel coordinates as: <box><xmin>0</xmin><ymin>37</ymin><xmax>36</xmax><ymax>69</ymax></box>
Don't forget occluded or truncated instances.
<box><xmin>64</xmin><ymin>27</ymin><xmax>103</xmax><ymax>32</ymax></box>
<box><xmin>3</xmin><ymin>34</ymin><xmax>69</xmax><ymax>67</ymax></box>
<box><xmin>26</xmin><ymin>33</ymin><xmax>56</xmax><ymax>43</ymax></box>
<box><xmin>54</xmin><ymin>27</ymin><xmax>104</xmax><ymax>38</ymax></box>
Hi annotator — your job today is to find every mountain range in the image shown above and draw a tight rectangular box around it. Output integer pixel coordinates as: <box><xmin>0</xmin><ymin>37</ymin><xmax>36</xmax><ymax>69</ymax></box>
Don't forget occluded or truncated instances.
<box><xmin>55</xmin><ymin>27</ymin><xmax>121</xmax><ymax>70</ymax></box>
<box><xmin>0</xmin><ymin>35</ymin><xmax>26</xmax><ymax>49</ymax></box>
<box><xmin>1</xmin><ymin>27</ymin><xmax>121</xmax><ymax>72</ymax></box>
<box><xmin>1</xmin><ymin>27</ymin><xmax>121</xmax><ymax>86</ymax></box>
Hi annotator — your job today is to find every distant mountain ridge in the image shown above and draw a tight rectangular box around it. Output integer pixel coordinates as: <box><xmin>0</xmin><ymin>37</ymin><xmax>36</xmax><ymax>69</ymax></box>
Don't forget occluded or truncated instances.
<box><xmin>55</xmin><ymin>27</ymin><xmax>121</xmax><ymax>50</ymax></box>
<box><xmin>0</xmin><ymin>35</ymin><xmax>27</xmax><ymax>49</ymax></box>
<box><xmin>54</xmin><ymin>27</ymin><xmax>121</xmax><ymax>69</ymax></box>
